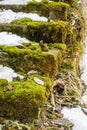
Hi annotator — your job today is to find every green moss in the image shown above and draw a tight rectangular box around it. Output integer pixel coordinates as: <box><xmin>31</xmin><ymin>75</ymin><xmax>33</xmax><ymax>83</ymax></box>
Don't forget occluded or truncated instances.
<box><xmin>62</xmin><ymin>58</ymin><xmax>75</xmax><ymax>70</ymax></box>
<box><xmin>0</xmin><ymin>79</ymin><xmax>8</xmax><ymax>87</ymax></box>
<box><xmin>22</xmin><ymin>42</ymin><xmax>41</xmax><ymax>52</ymax></box>
<box><xmin>11</xmin><ymin>18</ymin><xmax>32</xmax><ymax>25</ymax></box>
<box><xmin>0</xmin><ymin>5</ymin><xmax>5</xmax><ymax>9</ymax></box>
<box><xmin>29</xmin><ymin>74</ymin><xmax>53</xmax><ymax>95</ymax></box>
<box><xmin>41</xmin><ymin>44</ymin><xmax>49</xmax><ymax>51</ymax></box>
<box><xmin>10</xmin><ymin>21</ymin><xmax>69</xmax><ymax>43</ymax></box>
<box><xmin>47</xmin><ymin>1</ymin><xmax>70</xmax><ymax>9</ymax></box>
<box><xmin>25</xmin><ymin>1</ymin><xmax>70</xmax><ymax>20</ymax></box>
<box><xmin>41</xmin><ymin>0</ymin><xmax>48</xmax><ymax>4</ymax></box>
<box><xmin>0</xmin><ymin>89</ymin><xmax>5</xmax><ymax>100</ymax></box>
<box><xmin>51</xmin><ymin>0</ymin><xmax>78</xmax><ymax>6</ymax></box>
<box><xmin>0</xmin><ymin>46</ymin><xmax>59</xmax><ymax>76</ymax></box>
<box><xmin>49</xmin><ymin>43</ymin><xmax>67</xmax><ymax>53</ymax></box>
<box><xmin>0</xmin><ymin>75</ymin><xmax>52</xmax><ymax>119</ymax></box>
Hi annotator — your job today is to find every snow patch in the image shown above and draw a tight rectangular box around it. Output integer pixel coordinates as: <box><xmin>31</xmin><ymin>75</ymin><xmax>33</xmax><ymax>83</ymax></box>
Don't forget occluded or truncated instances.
<box><xmin>80</xmin><ymin>37</ymin><xmax>87</xmax><ymax>85</ymax></box>
<box><xmin>62</xmin><ymin>107</ymin><xmax>87</xmax><ymax>130</ymax></box>
<box><xmin>0</xmin><ymin>9</ymin><xmax>48</xmax><ymax>23</ymax></box>
<box><xmin>0</xmin><ymin>0</ymin><xmax>32</xmax><ymax>5</ymax></box>
<box><xmin>0</xmin><ymin>65</ymin><xmax>23</xmax><ymax>82</ymax></box>
<box><xmin>0</xmin><ymin>31</ymin><xmax>29</xmax><ymax>46</ymax></box>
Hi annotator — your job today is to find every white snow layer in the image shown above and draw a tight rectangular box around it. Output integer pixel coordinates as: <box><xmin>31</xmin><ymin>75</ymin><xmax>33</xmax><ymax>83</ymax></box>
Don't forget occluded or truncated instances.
<box><xmin>0</xmin><ymin>9</ymin><xmax>48</xmax><ymax>23</ymax></box>
<box><xmin>62</xmin><ymin>107</ymin><xmax>87</xmax><ymax>130</ymax></box>
<box><xmin>82</xmin><ymin>89</ymin><xmax>87</xmax><ymax>104</ymax></box>
<box><xmin>0</xmin><ymin>65</ymin><xmax>23</xmax><ymax>82</ymax></box>
<box><xmin>0</xmin><ymin>0</ymin><xmax>41</xmax><ymax>5</ymax></box>
<box><xmin>0</xmin><ymin>32</ymin><xmax>29</xmax><ymax>46</ymax></box>
<box><xmin>80</xmin><ymin>36</ymin><xmax>87</xmax><ymax>85</ymax></box>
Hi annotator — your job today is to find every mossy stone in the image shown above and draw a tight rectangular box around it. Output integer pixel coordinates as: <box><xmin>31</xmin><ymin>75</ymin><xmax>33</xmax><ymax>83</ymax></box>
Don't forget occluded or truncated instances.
<box><xmin>0</xmin><ymin>75</ymin><xmax>52</xmax><ymax>119</ymax></box>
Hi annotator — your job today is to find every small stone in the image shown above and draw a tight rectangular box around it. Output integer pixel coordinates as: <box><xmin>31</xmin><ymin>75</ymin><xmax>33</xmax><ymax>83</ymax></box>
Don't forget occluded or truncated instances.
<box><xmin>57</xmin><ymin>113</ymin><xmax>64</xmax><ymax>118</ymax></box>
<box><xmin>72</xmin><ymin>20</ymin><xmax>75</xmax><ymax>26</ymax></box>
<box><xmin>27</xmin><ymin>70</ymin><xmax>39</xmax><ymax>75</ymax></box>
<box><xmin>43</xmin><ymin>122</ymin><xmax>49</xmax><ymax>127</ymax></box>
<box><xmin>34</xmin><ymin>77</ymin><xmax>44</xmax><ymax>85</ymax></box>
<box><xmin>7</xmin><ymin>85</ymin><xmax>13</xmax><ymax>91</ymax></box>
<box><xmin>77</xmin><ymin>0</ymin><xmax>82</xmax><ymax>4</ymax></box>
<box><xmin>16</xmin><ymin>45</ymin><xmax>23</xmax><ymax>49</ymax></box>
<box><xmin>54</xmin><ymin>105</ymin><xmax>62</xmax><ymax>113</ymax></box>
<box><xmin>13</xmin><ymin>76</ymin><xmax>20</xmax><ymax>81</ymax></box>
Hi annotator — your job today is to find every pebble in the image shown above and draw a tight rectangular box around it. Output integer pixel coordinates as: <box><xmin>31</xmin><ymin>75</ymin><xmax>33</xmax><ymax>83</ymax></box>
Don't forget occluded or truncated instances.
<box><xmin>53</xmin><ymin>105</ymin><xmax>62</xmax><ymax>113</ymax></box>
<box><xmin>34</xmin><ymin>77</ymin><xmax>44</xmax><ymax>85</ymax></box>
<box><xmin>27</xmin><ymin>70</ymin><xmax>39</xmax><ymax>75</ymax></box>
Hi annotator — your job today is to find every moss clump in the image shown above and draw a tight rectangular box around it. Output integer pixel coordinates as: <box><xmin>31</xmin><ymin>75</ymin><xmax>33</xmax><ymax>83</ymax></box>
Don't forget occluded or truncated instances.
<box><xmin>25</xmin><ymin>1</ymin><xmax>70</xmax><ymax>20</ymax></box>
<box><xmin>49</xmin><ymin>43</ymin><xmax>67</xmax><ymax>53</ymax></box>
<box><xmin>62</xmin><ymin>58</ymin><xmax>75</xmax><ymax>70</ymax></box>
<box><xmin>10</xmin><ymin>21</ymin><xmax>69</xmax><ymax>43</ymax></box>
<box><xmin>22</xmin><ymin>42</ymin><xmax>41</xmax><ymax>52</ymax></box>
<box><xmin>0</xmin><ymin>75</ymin><xmax>52</xmax><ymax>119</ymax></box>
<box><xmin>0</xmin><ymin>46</ymin><xmax>60</xmax><ymax>76</ymax></box>
<box><xmin>0</xmin><ymin>79</ymin><xmax>8</xmax><ymax>87</ymax></box>
<box><xmin>50</xmin><ymin>0</ymin><xmax>77</xmax><ymax>6</ymax></box>
<box><xmin>11</xmin><ymin>18</ymin><xmax>32</xmax><ymax>25</ymax></box>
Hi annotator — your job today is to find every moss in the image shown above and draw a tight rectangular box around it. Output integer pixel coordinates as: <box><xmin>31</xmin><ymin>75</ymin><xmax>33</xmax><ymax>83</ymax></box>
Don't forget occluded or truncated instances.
<box><xmin>50</xmin><ymin>0</ymin><xmax>77</xmax><ymax>6</ymax></box>
<box><xmin>0</xmin><ymin>5</ymin><xmax>5</xmax><ymax>9</ymax></box>
<box><xmin>25</xmin><ymin>1</ymin><xmax>70</xmax><ymax>20</ymax></box>
<box><xmin>62</xmin><ymin>58</ymin><xmax>75</xmax><ymax>70</ymax></box>
<box><xmin>0</xmin><ymin>79</ymin><xmax>8</xmax><ymax>87</ymax></box>
<box><xmin>49</xmin><ymin>43</ymin><xmax>67</xmax><ymax>53</ymax></box>
<box><xmin>22</xmin><ymin>42</ymin><xmax>41</xmax><ymax>52</ymax></box>
<box><xmin>41</xmin><ymin>44</ymin><xmax>49</xmax><ymax>51</ymax></box>
<box><xmin>27</xmin><ymin>45</ymin><xmax>41</xmax><ymax>51</ymax></box>
<box><xmin>0</xmin><ymin>46</ymin><xmax>60</xmax><ymax>76</ymax></box>
<box><xmin>11</xmin><ymin>18</ymin><xmax>32</xmax><ymax>25</ymax></box>
<box><xmin>41</xmin><ymin>0</ymin><xmax>48</xmax><ymax>4</ymax></box>
<box><xmin>29</xmin><ymin>74</ymin><xmax>53</xmax><ymax>95</ymax></box>
<box><xmin>10</xmin><ymin>21</ymin><xmax>69</xmax><ymax>43</ymax></box>
<box><xmin>0</xmin><ymin>89</ymin><xmax>5</xmax><ymax>100</ymax></box>
<box><xmin>0</xmin><ymin>75</ymin><xmax>52</xmax><ymax>119</ymax></box>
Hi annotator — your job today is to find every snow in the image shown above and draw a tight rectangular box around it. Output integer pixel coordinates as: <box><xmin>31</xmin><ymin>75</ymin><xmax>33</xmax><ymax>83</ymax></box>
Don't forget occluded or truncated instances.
<box><xmin>62</xmin><ymin>107</ymin><xmax>87</xmax><ymax>130</ymax></box>
<box><xmin>80</xmin><ymin>37</ymin><xmax>87</xmax><ymax>85</ymax></box>
<box><xmin>0</xmin><ymin>0</ymin><xmax>41</xmax><ymax>5</ymax></box>
<box><xmin>0</xmin><ymin>31</ymin><xmax>29</xmax><ymax>46</ymax></box>
<box><xmin>0</xmin><ymin>65</ymin><xmax>23</xmax><ymax>82</ymax></box>
<box><xmin>0</xmin><ymin>0</ymin><xmax>52</xmax><ymax>5</ymax></box>
<box><xmin>0</xmin><ymin>9</ymin><xmax>48</xmax><ymax>23</ymax></box>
